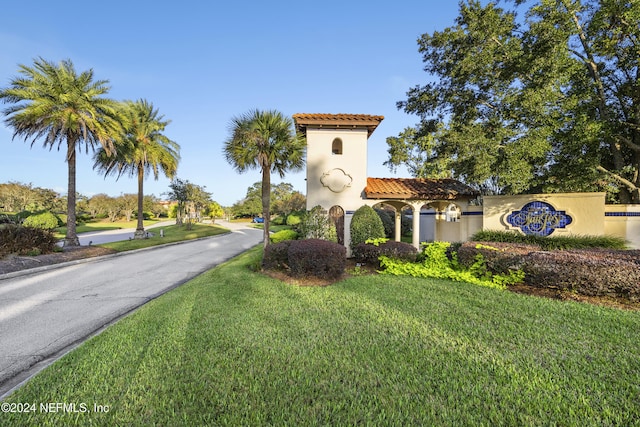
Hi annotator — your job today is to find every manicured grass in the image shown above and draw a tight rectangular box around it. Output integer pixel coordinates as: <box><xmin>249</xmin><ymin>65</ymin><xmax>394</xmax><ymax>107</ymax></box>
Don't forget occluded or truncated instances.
<box><xmin>3</xmin><ymin>247</ymin><xmax>640</xmax><ymax>425</ymax></box>
<box><xmin>55</xmin><ymin>219</ymin><xmax>164</xmax><ymax>237</ymax></box>
<box><xmin>97</xmin><ymin>223</ymin><xmax>229</xmax><ymax>251</ymax></box>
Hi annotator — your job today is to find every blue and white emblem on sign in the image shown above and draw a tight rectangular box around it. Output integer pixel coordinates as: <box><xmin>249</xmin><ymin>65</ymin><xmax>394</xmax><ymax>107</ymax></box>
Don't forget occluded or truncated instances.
<box><xmin>506</xmin><ymin>201</ymin><xmax>572</xmax><ymax>236</ymax></box>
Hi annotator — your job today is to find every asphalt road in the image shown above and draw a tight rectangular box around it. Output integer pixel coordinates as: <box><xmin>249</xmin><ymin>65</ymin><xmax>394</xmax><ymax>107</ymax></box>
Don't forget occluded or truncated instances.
<box><xmin>0</xmin><ymin>222</ymin><xmax>263</xmax><ymax>398</ymax></box>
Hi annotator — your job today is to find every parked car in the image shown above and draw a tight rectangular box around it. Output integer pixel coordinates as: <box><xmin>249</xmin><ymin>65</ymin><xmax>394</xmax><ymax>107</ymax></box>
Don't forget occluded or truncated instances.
<box><xmin>252</xmin><ymin>217</ymin><xmax>264</xmax><ymax>223</ymax></box>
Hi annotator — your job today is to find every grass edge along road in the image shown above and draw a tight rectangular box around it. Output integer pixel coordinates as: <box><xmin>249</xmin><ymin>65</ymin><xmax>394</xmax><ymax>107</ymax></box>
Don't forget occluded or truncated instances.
<box><xmin>2</xmin><ymin>247</ymin><xmax>639</xmax><ymax>426</ymax></box>
<box><xmin>97</xmin><ymin>223</ymin><xmax>229</xmax><ymax>252</ymax></box>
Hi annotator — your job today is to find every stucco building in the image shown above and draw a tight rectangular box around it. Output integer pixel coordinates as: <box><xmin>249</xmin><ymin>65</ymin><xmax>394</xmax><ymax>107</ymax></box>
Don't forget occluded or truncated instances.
<box><xmin>293</xmin><ymin>113</ymin><xmax>479</xmax><ymax>251</ymax></box>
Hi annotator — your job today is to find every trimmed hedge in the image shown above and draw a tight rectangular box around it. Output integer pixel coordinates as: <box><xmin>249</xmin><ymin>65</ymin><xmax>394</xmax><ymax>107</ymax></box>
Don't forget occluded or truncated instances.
<box><xmin>522</xmin><ymin>250</ymin><xmax>640</xmax><ymax>301</ymax></box>
<box><xmin>471</xmin><ymin>230</ymin><xmax>627</xmax><ymax>250</ymax></box>
<box><xmin>262</xmin><ymin>240</ymin><xmax>293</xmax><ymax>270</ymax></box>
<box><xmin>269</xmin><ymin>229</ymin><xmax>299</xmax><ymax>244</ymax></box>
<box><xmin>457</xmin><ymin>241</ymin><xmax>640</xmax><ymax>300</ymax></box>
<box><xmin>353</xmin><ymin>241</ymin><xmax>418</xmax><ymax>266</ymax></box>
<box><xmin>0</xmin><ymin>224</ymin><xmax>59</xmax><ymax>257</ymax></box>
<box><xmin>457</xmin><ymin>241</ymin><xmax>541</xmax><ymax>275</ymax></box>
<box><xmin>288</xmin><ymin>239</ymin><xmax>346</xmax><ymax>279</ymax></box>
<box><xmin>23</xmin><ymin>211</ymin><xmax>60</xmax><ymax>230</ymax></box>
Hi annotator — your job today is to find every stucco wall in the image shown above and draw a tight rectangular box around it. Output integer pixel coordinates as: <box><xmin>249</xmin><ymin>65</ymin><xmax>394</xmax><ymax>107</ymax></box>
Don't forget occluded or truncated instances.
<box><xmin>483</xmin><ymin>193</ymin><xmax>606</xmax><ymax>237</ymax></box>
<box><xmin>604</xmin><ymin>204</ymin><xmax>640</xmax><ymax>249</ymax></box>
<box><xmin>305</xmin><ymin>128</ymin><xmax>369</xmax><ymax>212</ymax></box>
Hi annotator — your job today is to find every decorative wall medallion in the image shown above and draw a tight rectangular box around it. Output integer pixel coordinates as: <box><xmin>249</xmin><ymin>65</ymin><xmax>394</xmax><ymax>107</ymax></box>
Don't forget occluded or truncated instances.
<box><xmin>320</xmin><ymin>168</ymin><xmax>353</xmax><ymax>193</ymax></box>
<box><xmin>506</xmin><ymin>201</ymin><xmax>572</xmax><ymax>236</ymax></box>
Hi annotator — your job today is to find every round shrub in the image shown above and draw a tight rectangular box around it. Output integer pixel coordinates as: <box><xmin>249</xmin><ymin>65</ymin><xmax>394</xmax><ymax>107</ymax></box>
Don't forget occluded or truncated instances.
<box><xmin>286</xmin><ymin>212</ymin><xmax>303</xmax><ymax>228</ymax></box>
<box><xmin>270</xmin><ymin>229</ymin><xmax>299</xmax><ymax>244</ymax></box>
<box><xmin>288</xmin><ymin>239</ymin><xmax>346</xmax><ymax>279</ymax></box>
<box><xmin>263</xmin><ymin>240</ymin><xmax>293</xmax><ymax>270</ymax></box>
<box><xmin>350</xmin><ymin>205</ymin><xmax>385</xmax><ymax>250</ymax></box>
<box><xmin>23</xmin><ymin>211</ymin><xmax>60</xmax><ymax>230</ymax></box>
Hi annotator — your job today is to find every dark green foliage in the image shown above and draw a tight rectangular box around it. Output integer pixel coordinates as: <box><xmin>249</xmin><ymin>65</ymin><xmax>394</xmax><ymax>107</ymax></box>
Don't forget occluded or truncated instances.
<box><xmin>522</xmin><ymin>251</ymin><xmax>640</xmax><ymax>301</ymax></box>
<box><xmin>471</xmin><ymin>230</ymin><xmax>627</xmax><ymax>250</ymax></box>
<box><xmin>22</xmin><ymin>211</ymin><xmax>60</xmax><ymax>230</ymax></box>
<box><xmin>0</xmin><ymin>224</ymin><xmax>58</xmax><ymax>257</ymax></box>
<box><xmin>350</xmin><ymin>205</ymin><xmax>385</xmax><ymax>249</ymax></box>
<box><xmin>375</xmin><ymin>208</ymin><xmax>395</xmax><ymax>238</ymax></box>
<box><xmin>269</xmin><ymin>229</ymin><xmax>299</xmax><ymax>244</ymax></box>
<box><xmin>353</xmin><ymin>241</ymin><xmax>418</xmax><ymax>267</ymax></box>
<box><xmin>288</xmin><ymin>239</ymin><xmax>346</xmax><ymax>279</ymax></box>
<box><xmin>299</xmin><ymin>205</ymin><xmax>337</xmax><ymax>241</ymax></box>
<box><xmin>262</xmin><ymin>240</ymin><xmax>293</xmax><ymax>270</ymax></box>
<box><xmin>393</xmin><ymin>1</ymin><xmax>640</xmax><ymax>202</ymax></box>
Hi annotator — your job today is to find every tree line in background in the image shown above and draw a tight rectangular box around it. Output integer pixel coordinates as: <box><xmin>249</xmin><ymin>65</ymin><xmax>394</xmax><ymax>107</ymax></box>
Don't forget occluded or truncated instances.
<box><xmin>0</xmin><ymin>180</ymin><xmax>226</xmax><ymax>226</ymax></box>
<box><xmin>388</xmin><ymin>0</ymin><xmax>640</xmax><ymax>203</ymax></box>
<box><xmin>229</xmin><ymin>182</ymin><xmax>306</xmax><ymax>220</ymax></box>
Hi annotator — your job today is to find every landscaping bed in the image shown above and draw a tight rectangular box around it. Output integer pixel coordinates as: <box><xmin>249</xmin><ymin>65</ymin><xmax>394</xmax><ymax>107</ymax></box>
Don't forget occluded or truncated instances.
<box><xmin>0</xmin><ymin>246</ymin><xmax>116</xmax><ymax>275</ymax></box>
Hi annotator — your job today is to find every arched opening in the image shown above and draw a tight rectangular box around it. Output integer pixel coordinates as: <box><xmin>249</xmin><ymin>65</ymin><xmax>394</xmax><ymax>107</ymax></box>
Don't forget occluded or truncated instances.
<box><xmin>331</xmin><ymin>138</ymin><xmax>343</xmax><ymax>155</ymax></box>
<box><xmin>445</xmin><ymin>203</ymin><xmax>461</xmax><ymax>222</ymax></box>
<box><xmin>329</xmin><ymin>205</ymin><xmax>345</xmax><ymax>245</ymax></box>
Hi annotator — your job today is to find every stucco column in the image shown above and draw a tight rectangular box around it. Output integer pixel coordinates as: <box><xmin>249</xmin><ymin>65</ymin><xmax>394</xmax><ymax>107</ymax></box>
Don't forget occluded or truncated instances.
<box><xmin>412</xmin><ymin>204</ymin><xmax>420</xmax><ymax>250</ymax></box>
<box><xmin>394</xmin><ymin>210</ymin><xmax>402</xmax><ymax>242</ymax></box>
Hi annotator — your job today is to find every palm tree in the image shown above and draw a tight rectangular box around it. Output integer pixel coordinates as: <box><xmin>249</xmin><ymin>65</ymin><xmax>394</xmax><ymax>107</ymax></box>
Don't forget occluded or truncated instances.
<box><xmin>224</xmin><ymin>109</ymin><xmax>306</xmax><ymax>248</ymax></box>
<box><xmin>0</xmin><ymin>58</ymin><xmax>122</xmax><ymax>246</ymax></box>
<box><xmin>94</xmin><ymin>100</ymin><xmax>180</xmax><ymax>239</ymax></box>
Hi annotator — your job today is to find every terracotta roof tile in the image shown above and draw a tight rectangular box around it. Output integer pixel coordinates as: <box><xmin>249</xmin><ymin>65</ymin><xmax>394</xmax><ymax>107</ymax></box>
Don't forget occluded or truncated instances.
<box><xmin>365</xmin><ymin>177</ymin><xmax>479</xmax><ymax>200</ymax></box>
<box><xmin>293</xmin><ymin>113</ymin><xmax>384</xmax><ymax>137</ymax></box>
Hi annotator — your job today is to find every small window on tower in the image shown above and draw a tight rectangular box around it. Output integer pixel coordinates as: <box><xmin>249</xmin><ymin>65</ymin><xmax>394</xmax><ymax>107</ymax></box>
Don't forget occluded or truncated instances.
<box><xmin>332</xmin><ymin>138</ymin><xmax>343</xmax><ymax>155</ymax></box>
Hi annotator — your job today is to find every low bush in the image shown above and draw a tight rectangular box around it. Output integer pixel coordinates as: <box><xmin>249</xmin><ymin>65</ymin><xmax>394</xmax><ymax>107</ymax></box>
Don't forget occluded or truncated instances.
<box><xmin>269</xmin><ymin>229</ymin><xmax>299</xmax><ymax>244</ymax></box>
<box><xmin>288</xmin><ymin>239</ymin><xmax>346</xmax><ymax>279</ymax></box>
<box><xmin>262</xmin><ymin>240</ymin><xmax>293</xmax><ymax>270</ymax></box>
<box><xmin>0</xmin><ymin>224</ymin><xmax>59</xmax><ymax>257</ymax></box>
<box><xmin>471</xmin><ymin>230</ymin><xmax>627</xmax><ymax>250</ymax></box>
<box><xmin>522</xmin><ymin>250</ymin><xmax>640</xmax><ymax>300</ymax></box>
<box><xmin>457</xmin><ymin>241</ymin><xmax>541</xmax><ymax>275</ymax></box>
<box><xmin>353</xmin><ymin>240</ymin><xmax>417</xmax><ymax>266</ymax></box>
<box><xmin>23</xmin><ymin>211</ymin><xmax>60</xmax><ymax>230</ymax></box>
<box><xmin>379</xmin><ymin>241</ymin><xmax>524</xmax><ymax>290</ymax></box>
<box><xmin>285</xmin><ymin>212</ymin><xmax>304</xmax><ymax>228</ymax></box>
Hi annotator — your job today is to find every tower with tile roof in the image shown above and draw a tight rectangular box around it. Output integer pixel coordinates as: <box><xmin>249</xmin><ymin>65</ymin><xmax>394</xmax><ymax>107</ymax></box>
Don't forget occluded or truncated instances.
<box><xmin>293</xmin><ymin>113</ymin><xmax>384</xmax><ymax>247</ymax></box>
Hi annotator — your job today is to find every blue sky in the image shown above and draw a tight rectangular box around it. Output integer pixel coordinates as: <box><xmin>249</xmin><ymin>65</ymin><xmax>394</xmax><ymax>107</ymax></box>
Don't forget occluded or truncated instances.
<box><xmin>0</xmin><ymin>1</ymin><xmax>461</xmax><ymax>206</ymax></box>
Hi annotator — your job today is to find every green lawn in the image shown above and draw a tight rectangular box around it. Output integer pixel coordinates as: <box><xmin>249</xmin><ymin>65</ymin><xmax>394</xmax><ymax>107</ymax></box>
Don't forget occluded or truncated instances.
<box><xmin>55</xmin><ymin>219</ymin><xmax>165</xmax><ymax>237</ymax></box>
<box><xmin>96</xmin><ymin>223</ymin><xmax>229</xmax><ymax>252</ymax></box>
<box><xmin>3</xmin><ymin>247</ymin><xmax>639</xmax><ymax>425</ymax></box>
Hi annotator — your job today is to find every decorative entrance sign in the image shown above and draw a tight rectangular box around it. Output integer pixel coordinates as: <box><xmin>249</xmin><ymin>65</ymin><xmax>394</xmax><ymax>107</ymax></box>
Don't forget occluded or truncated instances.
<box><xmin>506</xmin><ymin>201</ymin><xmax>572</xmax><ymax>236</ymax></box>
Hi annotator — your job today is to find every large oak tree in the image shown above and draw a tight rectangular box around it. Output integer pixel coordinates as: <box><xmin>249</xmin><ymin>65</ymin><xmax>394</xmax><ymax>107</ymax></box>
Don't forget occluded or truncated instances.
<box><xmin>389</xmin><ymin>0</ymin><xmax>640</xmax><ymax>202</ymax></box>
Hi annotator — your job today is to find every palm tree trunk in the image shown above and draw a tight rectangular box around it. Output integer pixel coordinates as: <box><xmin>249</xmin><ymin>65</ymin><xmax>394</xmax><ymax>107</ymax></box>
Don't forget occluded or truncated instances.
<box><xmin>262</xmin><ymin>166</ymin><xmax>270</xmax><ymax>249</ymax></box>
<box><xmin>134</xmin><ymin>165</ymin><xmax>146</xmax><ymax>239</ymax></box>
<box><xmin>64</xmin><ymin>143</ymin><xmax>80</xmax><ymax>247</ymax></box>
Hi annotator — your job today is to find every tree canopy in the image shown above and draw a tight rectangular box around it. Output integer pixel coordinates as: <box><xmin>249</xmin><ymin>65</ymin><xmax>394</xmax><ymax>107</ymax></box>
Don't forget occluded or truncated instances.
<box><xmin>389</xmin><ymin>0</ymin><xmax>640</xmax><ymax>202</ymax></box>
